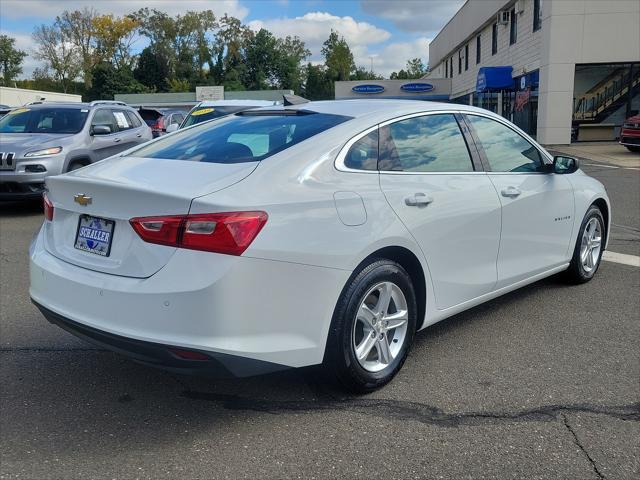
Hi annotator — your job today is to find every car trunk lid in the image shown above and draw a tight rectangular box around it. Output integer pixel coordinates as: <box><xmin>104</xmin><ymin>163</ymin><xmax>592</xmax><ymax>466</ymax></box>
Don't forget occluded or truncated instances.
<box><xmin>43</xmin><ymin>156</ymin><xmax>258</xmax><ymax>278</ymax></box>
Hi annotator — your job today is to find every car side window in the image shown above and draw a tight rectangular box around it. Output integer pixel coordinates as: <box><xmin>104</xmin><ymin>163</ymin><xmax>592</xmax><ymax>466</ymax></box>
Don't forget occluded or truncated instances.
<box><xmin>466</xmin><ymin>115</ymin><xmax>543</xmax><ymax>172</ymax></box>
<box><xmin>379</xmin><ymin>114</ymin><xmax>474</xmax><ymax>172</ymax></box>
<box><xmin>125</xmin><ymin>111</ymin><xmax>142</xmax><ymax>128</ymax></box>
<box><xmin>91</xmin><ymin>109</ymin><xmax>117</xmax><ymax>134</ymax></box>
<box><xmin>113</xmin><ymin>110</ymin><xmax>134</xmax><ymax>131</ymax></box>
<box><xmin>344</xmin><ymin>129</ymin><xmax>378</xmax><ymax>171</ymax></box>
<box><xmin>172</xmin><ymin>113</ymin><xmax>184</xmax><ymax>125</ymax></box>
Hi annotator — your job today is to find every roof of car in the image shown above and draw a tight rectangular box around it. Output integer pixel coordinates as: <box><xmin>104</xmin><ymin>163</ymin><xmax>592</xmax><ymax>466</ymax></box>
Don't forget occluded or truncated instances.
<box><xmin>196</xmin><ymin>100</ymin><xmax>280</xmax><ymax>107</ymax></box>
<box><xmin>251</xmin><ymin>99</ymin><xmax>493</xmax><ymax>119</ymax></box>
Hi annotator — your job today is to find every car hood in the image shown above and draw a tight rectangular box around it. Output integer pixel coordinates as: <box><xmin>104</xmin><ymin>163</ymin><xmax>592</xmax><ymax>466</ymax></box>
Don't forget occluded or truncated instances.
<box><xmin>0</xmin><ymin>132</ymin><xmax>74</xmax><ymax>149</ymax></box>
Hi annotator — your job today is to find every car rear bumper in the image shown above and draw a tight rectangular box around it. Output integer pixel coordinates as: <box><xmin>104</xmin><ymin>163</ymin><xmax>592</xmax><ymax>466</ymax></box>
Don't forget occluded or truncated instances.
<box><xmin>33</xmin><ymin>300</ymin><xmax>288</xmax><ymax>377</ymax></box>
<box><xmin>29</xmin><ymin>226</ymin><xmax>349</xmax><ymax>370</ymax></box>
<box><xmin>619</xmin><ymin>128</ymin><xmax>640</xmax><ymax>146</ymax></box>
<box><xmin>0</xmin><ymin>181</ymin><xmax>46</xmax><ymax>200</ymax></box>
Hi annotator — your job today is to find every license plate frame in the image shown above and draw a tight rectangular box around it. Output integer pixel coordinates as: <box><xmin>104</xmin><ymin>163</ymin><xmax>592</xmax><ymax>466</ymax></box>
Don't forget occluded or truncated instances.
<box><xmin>74</xmin><ymin>214</ymin><xmax>115</xmax><ymax>257</ymax></box>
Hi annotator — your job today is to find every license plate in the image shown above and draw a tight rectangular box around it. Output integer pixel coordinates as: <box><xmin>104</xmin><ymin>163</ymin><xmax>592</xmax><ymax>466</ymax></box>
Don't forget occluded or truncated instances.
<box><xmin>74</xmin><ymin>215</ymin><xmax>115</xmax><ymax>257</ymax></box>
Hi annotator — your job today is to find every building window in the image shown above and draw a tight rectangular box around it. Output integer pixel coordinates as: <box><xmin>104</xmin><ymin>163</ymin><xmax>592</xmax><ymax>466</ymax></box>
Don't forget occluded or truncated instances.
<box><xmin>465</xmin><ymin>44</ymin><xmax>469</xmax><ymax>71</ymax></box>
<box><xmin>510</xmin><ymin>9</ymin><xmax>517</xmax><ymax>45</ymax></box>
<box><xmin>533</xmin><ymin>0</ymin><xmax>542</xmax><ymax>31</ymax></box>
<box><xmin>444</xmin><ymin>59</ymin><xmax>448</xmax><ymax>78</ymax></box>
<box><xmin>492</xmin><ymin>23</ymin><xmax>498</xmax><ymax>55</ymax></box>
<box><xmin>450</xmin><ymin>57</ymin><xmax>453</xmax><ymax>77</ymax></box>
<box><xmin>476</xmin><ymin>35</ymin><xmax>481</xmax><ymax>64</ymax></box>
<box><xmin>458</xmin><ymin>50</ymin><xmax>462</xmax><ymax>74</ymax></box>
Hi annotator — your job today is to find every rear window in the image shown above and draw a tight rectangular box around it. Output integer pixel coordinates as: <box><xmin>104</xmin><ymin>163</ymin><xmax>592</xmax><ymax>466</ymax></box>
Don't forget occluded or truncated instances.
<box><xmin>132</xmin><ymin>112</ymin><xmax>351</xmax><ymax>164</ymax></box>
<box><xmin>0</xmin><ymin>107</ymin><xmax>88</xmax><ymax>134</ymax></box>
<box><xmin>181</xmin><ymin>106</ymin><xmax>261</xmax><ymax>128</ymax></box>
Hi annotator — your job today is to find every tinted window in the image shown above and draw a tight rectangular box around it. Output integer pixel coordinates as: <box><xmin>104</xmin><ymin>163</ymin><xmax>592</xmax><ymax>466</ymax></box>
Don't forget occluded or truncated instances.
<box><xmin>132</xmin><ymin>112</ymin><xmax>351</xmax><ymax>164</ymax></box>
<box><xmin>344</xmin><ymin>130</ymin><xmax>378</xmax><ymax>171</ymax></box>
<box><xmin>172</xmin><ymin>113</ymin><xmax>185</xmax><ymax>125</ymax></box>
<box><xmin>379</xmin><ymin>114</ymin><xmax>473</xmax><ymax>173</ymax></box>
<box><xmin>91</xmin><ymin>109</ymin><xmax>117</xmax><ymax>133</ymax></box>
<box><xmin>467</xmin><ymin>115</ymin><xmax>543</xmax><ymax>172</ymax></box>
<box><xmin>182</xmin><ymin>106</ymin><xmax>252</xmax><ymax>128</ymax></box>
<box><xmin>492</xmin><ymin>23</ymin><xmax>498</xmax><ymax>55</ymax></box>
<box><xmin>0</xmin><ymin>107</ymin><xmax>88</xmax><ymax>134</ymax></box>
<box><xmin>510</xmin><ymin>9</ymin><xmax>518</xmax><ymax>44</ymax></box>
<box><xmin>533</xmin><ymin>0</ymin><xmax>542</xmax><ymax>31</ymax></box>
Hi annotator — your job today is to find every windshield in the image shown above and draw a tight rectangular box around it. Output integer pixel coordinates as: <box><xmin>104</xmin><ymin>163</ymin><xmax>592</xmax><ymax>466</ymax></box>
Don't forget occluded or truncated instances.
<box><xmin>181</xmin><ymin>106</ymin><xmax>260</xmax><ymax>128</ymax></box>
<box><xmin>0</xmin><ymin>107</ymin><xmax>89</xmax><ymax>134</ymax></box>
<box><xmin>133</xmin><ymin>111</ymin><xmax>352</xmax><ymax>164</ymax></box>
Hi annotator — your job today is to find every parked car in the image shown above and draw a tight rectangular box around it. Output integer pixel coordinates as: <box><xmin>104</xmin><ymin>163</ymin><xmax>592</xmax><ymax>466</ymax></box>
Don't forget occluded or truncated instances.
<box><xmin>137</xmin><ymin>108</ymin><xmax>186</xmax><ymax>138</ymax></box>
<box><xmin>0</xmin><ymin>101</ymin><xmax>152</xmax><ymax>200</ymax></box>
<box><xmin>30</xmin><ymin>100</ymin><xmax>610</xmax><ymax>392</ymax></box>
<box><xmin>166</xmin><ymin>100</ymin><xmax>279</xmax><ymax>133</ymax></box>
<box><xmin>619</xmin><ymin>114</ymin><xmax>640</xmax><ymax>152</ymax></box>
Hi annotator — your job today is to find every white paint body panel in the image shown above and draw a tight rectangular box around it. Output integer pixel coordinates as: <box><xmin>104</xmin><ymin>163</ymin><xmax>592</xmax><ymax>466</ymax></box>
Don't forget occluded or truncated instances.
<box><xmin>30</xmin><ymin>100</ymin><xmax>611</xmax><ymax>369</ymax></box>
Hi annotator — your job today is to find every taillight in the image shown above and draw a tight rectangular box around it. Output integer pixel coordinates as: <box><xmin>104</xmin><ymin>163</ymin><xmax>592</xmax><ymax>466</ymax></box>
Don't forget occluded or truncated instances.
<box><xmin>151</xmin><ymin>117</ymin><xmax>164</xmax><ymax>131</ymax></box>
<box><xmin>129</xmin><ymin>211</ymin><xmax>268</xmax><ymax>256</ymax></box>
<box><xmin>43</xmin><ymin>193</ymin><xmax>54</xmax><ymax>221</ymax></box>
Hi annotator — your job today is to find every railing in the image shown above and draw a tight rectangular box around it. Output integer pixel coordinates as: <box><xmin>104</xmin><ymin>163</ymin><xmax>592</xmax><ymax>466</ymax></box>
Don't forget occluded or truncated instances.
<box><xmin>573</xmin><ymin>69</ymin><xmax>640</xmax><ymax>121</ymax></box>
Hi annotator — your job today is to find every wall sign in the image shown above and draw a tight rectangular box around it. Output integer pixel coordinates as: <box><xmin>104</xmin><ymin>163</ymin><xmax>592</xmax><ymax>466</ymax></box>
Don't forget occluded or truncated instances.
<box><xmin>400</xmin><ymin>83</ymin><xmax>434</xmax><ymax>93</ymax></box>
<box><xmin>351</xmin><ymin>84</ymin><xmax>385</xmax><ymax>94</ymax></box>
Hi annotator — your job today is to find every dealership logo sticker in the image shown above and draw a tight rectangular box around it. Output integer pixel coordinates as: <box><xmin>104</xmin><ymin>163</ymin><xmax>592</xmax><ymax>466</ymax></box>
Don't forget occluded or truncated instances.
<box><xmin>400</xmin><ymin>83</ymin><xmax>434</xmax><ymax>93</ymax></box>
<box><xmin>352</xmin><ymin>84</ymin><xmax>385</xmax><ymax>94</ymax></box>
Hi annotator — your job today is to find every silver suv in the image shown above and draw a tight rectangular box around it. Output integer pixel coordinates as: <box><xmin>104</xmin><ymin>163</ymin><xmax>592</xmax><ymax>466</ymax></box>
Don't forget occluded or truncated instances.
<box><xmin>0</xmin><ymin>101</ymin><xmax>152</xmax><ymax>200</ymax></box>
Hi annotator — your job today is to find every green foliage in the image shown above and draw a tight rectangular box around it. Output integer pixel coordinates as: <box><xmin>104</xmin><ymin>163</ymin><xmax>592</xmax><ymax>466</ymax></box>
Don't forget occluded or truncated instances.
<box><xmin>0</xmin><ymin>35</ymin><xmax>27</xmax><ymax>85</ymax></box>
<box><xmin>86</xmin><ymin>62</ymin><xmax>149</xmax><ymax>100</ymax></box>
<box><xmin>26</xmin><ymin>7</ymin><xmax>427</xmax><ymax>100</ymax></box>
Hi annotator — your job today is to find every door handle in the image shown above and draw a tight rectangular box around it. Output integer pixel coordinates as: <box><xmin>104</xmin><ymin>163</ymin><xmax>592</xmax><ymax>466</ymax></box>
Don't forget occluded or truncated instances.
<box><xmin>404</xmin><ymin>193</ymin><xmax>434</xmax><ymax>207</ymax></box>
<box><xmin>501</xmin><ymin>186</ymin><xmax>522</xmax><ymax>198</ymax></box>
<box><xmin>114</xmin><ymin>137</ymin><xmax>122</xmax><ymax>143</ymax></box>
<box><xmin>136</xmin><ymin>133</ymin><xmax>142</xmax><ymax>138</ymax></box>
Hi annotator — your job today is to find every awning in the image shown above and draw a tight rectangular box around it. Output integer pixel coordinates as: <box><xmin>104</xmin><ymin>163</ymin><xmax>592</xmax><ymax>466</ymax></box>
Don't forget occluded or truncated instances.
<box><xmin>476</xmin><ymin>66</ymin><xmax>514</xmax><ymax>92</ymax></box>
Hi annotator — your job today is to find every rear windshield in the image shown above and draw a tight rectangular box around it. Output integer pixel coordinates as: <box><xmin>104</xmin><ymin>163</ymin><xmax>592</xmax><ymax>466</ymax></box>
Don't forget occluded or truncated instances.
<box><xmin>0</xmin><ymin>107</ymin><xmax>89</xmax><ymax>134</ymax></box>
<box><xmin>132</xmin><ymin>112</ymin><xmax>352</xmax><ymax>164</ymax></box>
<box><xmin>181</xmin><ymin>106</ymin><xmax>258</xmax><ymax>128</ymax></box>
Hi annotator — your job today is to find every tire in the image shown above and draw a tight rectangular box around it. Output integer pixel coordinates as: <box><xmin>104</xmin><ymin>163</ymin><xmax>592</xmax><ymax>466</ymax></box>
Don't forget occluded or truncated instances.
<box><xmin>324</xmin><ymin>258</ymin><xmax>417</xmax><ymax>393</ymax></box>
<box><xmin>565</xmin><ymin>206</ymin><xmax>605</xmax><ymax>284</ymax></box>
<box><xmin>625</xmin><ymin>145</ymin><xmax>640</xmax><ymax>153</ymax></box>
<box><xmin>67</xmin><ymin>160</ymin><xmax>88</xmax><ymax>172</ymax></box>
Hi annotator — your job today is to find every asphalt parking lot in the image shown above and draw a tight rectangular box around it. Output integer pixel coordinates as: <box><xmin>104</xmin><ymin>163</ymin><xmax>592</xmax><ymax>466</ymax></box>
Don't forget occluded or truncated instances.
<box><xmin>1</xmin><ymin>156</ymin><xmax>638</xmax><ymax>479</ymax></box>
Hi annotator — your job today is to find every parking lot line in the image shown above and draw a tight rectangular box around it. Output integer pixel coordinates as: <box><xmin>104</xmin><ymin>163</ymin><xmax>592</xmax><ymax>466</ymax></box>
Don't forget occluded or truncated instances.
<box><xmin>603</xmin><ymin>251</ymin><xmax>640</xmax><ymax>267</ymax></box>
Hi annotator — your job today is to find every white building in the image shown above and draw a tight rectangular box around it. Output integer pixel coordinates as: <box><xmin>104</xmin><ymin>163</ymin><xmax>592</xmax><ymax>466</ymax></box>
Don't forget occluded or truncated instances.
<box><xmin>0</xmin><ymin>87</ymin><xmax>82</xmax><ymax>107</ymax></box>
<box><xmin>427</xmin><ymin>0</ymin><xmax>640</xmax><ymax>144</ymax></box>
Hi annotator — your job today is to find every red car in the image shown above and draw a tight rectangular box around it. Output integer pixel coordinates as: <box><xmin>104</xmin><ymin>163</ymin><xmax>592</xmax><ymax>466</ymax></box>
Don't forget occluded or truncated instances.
<box><xmin>620</xmin><ymin>114</ymin><xmax>640</xmax><ymax>152</ymax></box>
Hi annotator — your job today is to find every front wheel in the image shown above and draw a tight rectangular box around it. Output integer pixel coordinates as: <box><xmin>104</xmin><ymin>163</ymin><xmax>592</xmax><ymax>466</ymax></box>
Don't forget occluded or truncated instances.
<box><xmin>565</xmin><ymin>206</ymin><xmax>605</xmax><ymax>283</ymax></box>
<box><xmin>324</xmin><ymin>259</ymin><xmax>417</xmax><ymax>393</ymax></box>
<box><xmin>625</xmin><ymin>145</ymin><xmax>640</xmax><ymax>153</ymax></box>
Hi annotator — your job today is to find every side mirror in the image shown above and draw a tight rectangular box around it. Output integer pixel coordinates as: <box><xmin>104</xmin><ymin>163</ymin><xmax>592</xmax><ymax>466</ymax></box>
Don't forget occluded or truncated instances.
<box><xmin>165</xmin><ymin>123</ymin><xmax>179</xmax><ymax>133</ymax></box>
<box><xmin>553</xmin><ymin>155</ymin><xmax>579</xmax><ymax>174</ymax></box>
<box><xmin>91</xmin><ymin>125</ymin><xmax>112</xmax><ymax>136</ymax></box>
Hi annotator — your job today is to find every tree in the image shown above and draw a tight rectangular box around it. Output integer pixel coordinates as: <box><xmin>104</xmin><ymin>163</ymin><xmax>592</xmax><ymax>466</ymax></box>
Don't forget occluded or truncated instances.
<box><xmin>32</xmin><ymin>24</ymin><xmax>83</xmax><ymax>93</ymax></box>
<box><xmin>134</xmin><ymin>46</ymin><xmax>170</xmax><ymax>91</ymax></box>
<box><xmin>273</xmin><ymin>36</ymin><xmax>310</xmax><ymax>93</ymax></box>
<box><xmin>0</xmin><ymin>35</ymin><xmax>27</xmax><ymax>85</ymax></box>
<box><xmin>243</xmin><ymin>29</ymin><xmax>278</xmax><ymax>90</ymax></box>
<box><xmin>92</xmin><ymin>14</ymin><xmax>139</xmax><ymax>70</ymax></box>
<box><xmin>350</xmin><ymin>66</ymin><xmax>383</xmax><ymax>81</ymax></box>
<box><xmin>86</xmin><ymin>61</ymin><xmax>148</xmax><ymax>100</ymax></box>
<box><xmin>322</xmin><ymin>30</ymin><xmax>354</xmax><ymax>82</ymax></box>
<box><xmin>303</xmin><ymin>63</ymin><xmax>332</xmax><ymax>100</ymax></box>
<box><xmin>390</xmin><ymin>58</ymin><xmax>428</xmax><ymax>79</ymax></box>
<box><xmin>56</xmin><ymin>8</ymin><xmax>97</xmax><ymax>88</ymax></box>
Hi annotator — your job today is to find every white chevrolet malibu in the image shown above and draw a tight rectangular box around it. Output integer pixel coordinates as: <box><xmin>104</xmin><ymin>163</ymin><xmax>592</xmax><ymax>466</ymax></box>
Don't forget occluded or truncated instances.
<box><xmin>30</xmin><ymin>99</ymin><xmax>610</xmax><ymax>392</ymax></box>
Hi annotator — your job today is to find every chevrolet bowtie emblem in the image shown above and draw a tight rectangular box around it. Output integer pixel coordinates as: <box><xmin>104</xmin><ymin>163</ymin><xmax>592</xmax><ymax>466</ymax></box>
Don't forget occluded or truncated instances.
<box><xmin>73</xmin><ymin>194</ymin><xmax>92</xmax><ymax>206</ymax></box>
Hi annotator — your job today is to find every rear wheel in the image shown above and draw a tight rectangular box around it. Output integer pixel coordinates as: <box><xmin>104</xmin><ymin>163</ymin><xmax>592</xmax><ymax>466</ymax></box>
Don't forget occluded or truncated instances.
<box><xmin>565</xmin><ymin>206</ymin><xmax>605</xmax><ymax>283</ymax></box>
<box><xmin>324</xmin><ymin>259</ymin><xmax>417</xmax><ymax>393</ymax></box>
<box><xmin>625</xmin><ymin>145</ymin><xmax>640</xmax><ymax>153</ymax></box>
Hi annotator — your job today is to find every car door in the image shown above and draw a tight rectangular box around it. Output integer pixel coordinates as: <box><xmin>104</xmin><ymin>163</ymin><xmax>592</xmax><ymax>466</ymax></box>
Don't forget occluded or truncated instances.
<box><xmin>465</xmin><ymin>114</ymin><xmax>575</xmax><ymax>288</ymax></box>
<box><xmin>89</xmin><ymin>109</ymin><xmax>122</xmax><ymax>160</ymax></box>
<box><xmin>124</xmin><ymin>110</ymin><xmax>150</xmax><ymax>145</ymax></box>
<box><xmin>111</xmin><ymin>109</ymin><xmax>143</xmax><ymax>151</ymax></box>
<box><xmin>378</xmin><ymin>113</ymin><xmax>502</xmax><ymax>310</ymax></box>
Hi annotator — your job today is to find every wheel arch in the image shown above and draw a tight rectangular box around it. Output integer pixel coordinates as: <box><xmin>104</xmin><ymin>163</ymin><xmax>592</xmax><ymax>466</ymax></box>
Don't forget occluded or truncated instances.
<box><xmin>591</xmin><ymin>197</ymin><xmax>610</xmax><ymax>247</ymax></box>
<box><xmin>356</xmin><ymin>246</ymin><xmax>427</xmax><ymax>332</ymax></box>
<box><xmin>64</xmin><ymin>155</ymin><xmax>92</xmax><ymax>172</ymax></box>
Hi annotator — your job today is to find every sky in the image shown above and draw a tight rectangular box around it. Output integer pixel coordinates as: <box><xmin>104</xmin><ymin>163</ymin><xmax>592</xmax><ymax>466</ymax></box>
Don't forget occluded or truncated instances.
<box><xmin>0</xmin><ymin>0</ymin><xmax>465</xmax><ymax>79</ymax></box>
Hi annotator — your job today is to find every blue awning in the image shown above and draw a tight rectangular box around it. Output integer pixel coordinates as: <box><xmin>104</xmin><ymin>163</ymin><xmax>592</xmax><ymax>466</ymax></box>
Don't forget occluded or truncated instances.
<box><xmin>476</xmin><ymin>66</ymin><xmax>514</xmax><ymax>92</ymax></box>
